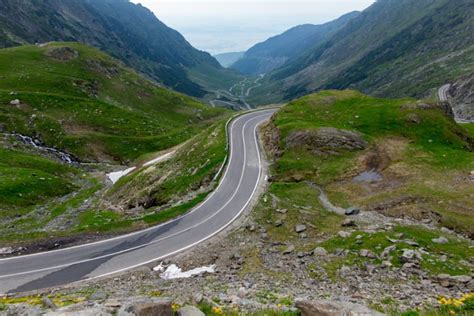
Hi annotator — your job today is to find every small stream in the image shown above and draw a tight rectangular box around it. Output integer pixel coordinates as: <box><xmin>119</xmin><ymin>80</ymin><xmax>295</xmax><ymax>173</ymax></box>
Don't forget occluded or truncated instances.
<box><xmin>5</xmin><ymin>133</ymin><xmax>77</xmax><ymax>164</ymax></box>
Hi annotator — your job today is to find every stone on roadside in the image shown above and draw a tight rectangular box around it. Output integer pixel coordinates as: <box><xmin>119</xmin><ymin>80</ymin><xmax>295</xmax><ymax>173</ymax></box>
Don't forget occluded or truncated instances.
<box><xmin>283</xmin><ymin>244</ymin><xmax>295</xmax><ymax>255</ymax></box>
<box><xmin>178</xmin><ymin>306</ymin><xmax>205</xmax><ymax>316</ymax></box>
<box><xmin>338</xmin><ymin>231</ymin><xmax>351</xmax><ymax>238</ymax></box>
<box><xmin>296</xmin><ymin>299</ymin><xmax>385</xmax><ymax>316</ymax></box>
<box><xmin>117</xmin><ymin>297</ymin><xmax>173</xmax><ymax>316</ymax></box>
<box><xmin>341</xmin><ymin>219</ymin><xmax>356</xmax><ymax>227</ymax></box>
<box><xmin>432</xmin><ymin>236</ymin><xmax>449</xmax><ymax>244</ymax></box>
<box><xmin>381</xmin><ymin>245</ymin><xmax>396</xmax><ymax>258</ymax></box>
<box><xmin>400</xmin><ymin>249</ymin><xmax>416</xmax><ymax>263</ymax></box>
<box><xmin>42</xmin><ymin>296</ymin><xmax>57</xmax><ymax>309</ymax></box>
<box><xmin>90</xmin><ymin>291</ymin><xmax>108</xmax><ymax>301</ymax></box>
<box><xmin>295</xmin><ymin>224</ymin><xmax>307</xmax><ymax>233</ymax></box>
<box><xmin>0</xmin><ymin>247</ymin><xmax>14</xmax><ymax>255</ymax></box>
<box><xmin>313</xmin><ymin>247</ymin><xmax>328</xmax><ymax>256</ymax></box>
<box><xmin>359</xmin><ymin>249</ymin><xmax>376</xmax><ymax>259</ymax></box>
<box><xmin>345</xmin><ymin>207</ymin><xmax>360</xmax><ymax>216</ymax></box>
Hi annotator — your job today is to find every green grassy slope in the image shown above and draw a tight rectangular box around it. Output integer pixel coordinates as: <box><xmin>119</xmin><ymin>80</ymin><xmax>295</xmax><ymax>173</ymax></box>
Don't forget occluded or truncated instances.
<box><xmin>262</xmin><ymin>90</ymin><xmax>473</xmax><ymax>236</ymax></box>
<box><xmin>0</xmin><ymin>42</ymin><xmax>227</xmax><ymax>163</ymax></box>
<box><xmin>0</xmin><ymin>0</ymin><xmax>235</xmax><ymax>97</ymax></box>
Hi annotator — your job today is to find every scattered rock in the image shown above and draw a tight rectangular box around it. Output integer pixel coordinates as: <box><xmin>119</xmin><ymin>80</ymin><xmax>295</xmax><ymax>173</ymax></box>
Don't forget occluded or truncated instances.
<box><xmin>451</xmin><ymin>275</ymin><xmax>472</xmax><ymax>284</ymax></box>
<box><xmin>283</xmin><ymin>245</ymin><xmax>295</xmax><ymax>254</ymax></box>
<box><xmin>313</xmin><ymin>247</ymin><xmax>328</xmax><ymax>256</ymax></box>
<box><xmin>0</xmin><ymin>247</ymin><xmax>14</xmax><ymax>255</ymax></box>
<box><xmin>117</xmin><ymin>297</ymin><xmax>173</xmax><ymax>316</ymax></box>
<box><xmin>45</xmin><ymin>47</ymin><xmax>79</xmax><ymax>61</ymax></box>
<box><xmin>274</xmin><ymin>219</ymin><xmax>283</xmax><ymax>227</ymax></box>
<box><xmin>192</xmin><ymin>293</ymin><xmax>203</xmax><ymax>304</ymax></box>
<box><xmin>432</xmin><ymin>236</ymin><xmax>449</xmax><ymax>244</ymax></box>
<box><xmin>341</xmin><ymin>219</ymin><xmax>356</xmax><ymax>227</ymax></box>
<box><xmin>337</xmin><ymin>231</ymin><xmax>351</xmax><ymax>238</ymax></box>
<box><xmin>295</xmin><ymin>224</ymin><xmax>307</xmax><ymax>233</ymax></box>
<box><xmin>178</xmin><ymin>306</ymin><xmax>205</xmax><ymax>316</ymax></box>
<box><xmin>42</xmin><ymin>296</ymin><xmax>57</xmax><ymax>309</ymax></box>
<box><xmin>90</xmin><ymin>290</ymin><xmax>109</xmax><ymax>301</ymax></box>
<box><xmin>359</xmin><ymin>249</ymin><xmax>376</xmax><ymax>259</ymax></box>
<box><xmin>404</xmin><ymin>240</ymin><xmax>419</xmax><ymax>247</ymax></box>
<box><xmin>10</xmin><ymin>99</ymin><xmax>21</xmax><ymax>106</ymax></box>
<box><xmin>296</xmin><ymin>299</ymin><xmax>385</xmax><ymax>316</ymax></box>
<box><xmin>345</xmin><ymin>207</ymin><xmax>360</xmax><ymax>216</ymax></box>
<box><xmin>45</xmin><ymin>306</ymin><xmax>111</xmax><ymax>316</ymax></box>
<box><xmin>285</xmin><ymin>128</ymin><xmax>368</xmax><ymax>155</ymax></box>
<box><xmin>381</xmin><ymin>260</ymin><xmax>393</xmax><ymax>268</ymax></box>
<box><xmin>400</xmin><ymin>249</ymin><xmax>416</xmax><ymax>263</ymax></box>
<box><xmin>276</xmin><ymin>208</ymin><xmax>288</xmax><ymax>214</ymax></box>
<box><xmin>381</xmin><ymin>245</ymin><xmax>396</xmax><ymax>258</ymax></box>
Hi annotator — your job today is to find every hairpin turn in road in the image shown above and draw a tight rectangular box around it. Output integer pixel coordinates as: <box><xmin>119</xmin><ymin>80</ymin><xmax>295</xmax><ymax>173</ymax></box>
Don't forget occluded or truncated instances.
<box><xmin>0</xmin><ymin>109</ymin><xmax>277</xmax><ymax>294</ymax></box>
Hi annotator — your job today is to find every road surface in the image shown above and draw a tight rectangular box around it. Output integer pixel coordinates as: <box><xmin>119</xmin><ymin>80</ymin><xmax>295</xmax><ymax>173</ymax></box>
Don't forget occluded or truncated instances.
<box><xmin>0</xmin><ymin>109</ymin><xmax>276</xmax><ymax>294</ymax></box>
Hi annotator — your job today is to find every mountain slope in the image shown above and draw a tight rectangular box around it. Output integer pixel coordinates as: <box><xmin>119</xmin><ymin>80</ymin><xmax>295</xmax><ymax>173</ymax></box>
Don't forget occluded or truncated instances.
<box><xmin>0</xmin><ymin>0</ymin><xmax>237</xmax><ymax>97</ymax></box>
<box><xmin>0</xmin><ymin>42</ymin><xmax>226</xmax><ymax>163</ymax></box>
<box><xmin>231</xmin><ymin>11</ymin><xmax>359</xmax><ymax>75</ymax></box>
<box><xmin>252</xmin><ymin>0</ymin><xmax>474</xmax><ymax>104</ymax></box>
<box><xmin>214</xmin><ymin>52</ymin><xmax>245</xmax><ymax>68</ymax></box>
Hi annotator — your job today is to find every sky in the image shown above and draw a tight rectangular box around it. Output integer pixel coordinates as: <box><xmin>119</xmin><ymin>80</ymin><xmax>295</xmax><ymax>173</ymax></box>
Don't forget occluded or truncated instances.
<box><xmin>131</xmin><ymin>0</ymin><xmax>375</xmax><ymax>55</ymax></box>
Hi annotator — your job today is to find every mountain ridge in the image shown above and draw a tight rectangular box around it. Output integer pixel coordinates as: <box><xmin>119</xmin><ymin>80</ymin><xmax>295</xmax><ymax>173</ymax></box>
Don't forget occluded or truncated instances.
<box><xmin>231</xmin><ymin>11</ymin><xmax>360</xmax><ymax>75</ymax></box>
<box><xmin>0</xmin><ymin>0</ymin><xmax>235</xmax><ymax>97</ymax></box>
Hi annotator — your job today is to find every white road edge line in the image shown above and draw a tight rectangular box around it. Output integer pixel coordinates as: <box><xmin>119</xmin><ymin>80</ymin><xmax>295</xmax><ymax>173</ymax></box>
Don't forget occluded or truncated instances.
<box><xmin>0</xmin><ymin>112</ymin><xmax>271</xmax><ymax>282</ymax></box>
<box><xmin>0</xmin><ymin>110</ymin><xmax>272</xmax><ymax>263</ymax></box>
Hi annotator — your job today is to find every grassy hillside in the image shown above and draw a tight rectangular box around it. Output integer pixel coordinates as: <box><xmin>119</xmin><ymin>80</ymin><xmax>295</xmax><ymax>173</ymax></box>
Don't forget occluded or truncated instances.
<box><xmin>0</xmin><ymin>42</ymin><xmax>230</xmax><ymax>246</ymax></box>
<box><xmin>0</xmin><ymin>115</ymin><xmax>230</xmax><ymax>245</ymax></box>
<box><xmin>265</xmin><ymin>90</ymin><xmax>473</xmax><ymax>235</ymax></box>
<box><xmin>246</xmin><ymin>90</ymin><xmax>474</xmax><ymax>313</ymax></box>
<box><xmin>0</xmin><ymin>42</ymin><xmax>226</xmax><ymax>163</ymax></box>
<box><xmin>251</xmin><ymin>0</ymin><xmax>474</xmax><ymax>104</ymax></box>
<box><xmin>0</xmin><ymin>0</ymin><xmax>236</xmax><ymax>97</ymax></box>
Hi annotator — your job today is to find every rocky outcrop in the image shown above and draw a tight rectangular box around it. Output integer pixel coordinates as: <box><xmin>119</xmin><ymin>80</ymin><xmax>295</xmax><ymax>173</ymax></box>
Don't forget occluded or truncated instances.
<box><xmin>45</xmin><ymin>47</ymin><xmax>79</xmax><ymax>61</ymax></box>
<box><xmin>296</xmin><ymin>300</ymin><xmax>385</xmax><ymax>316</ymax></box>
<box><xmin>449</xmin><ymin>72</ymin><xmax>474</xmax><ymax>122</ymax></box>
<box><xmin>285</xmin><ymin>128</ymin><xmax>368</xmax><ymax>155</ymax></box>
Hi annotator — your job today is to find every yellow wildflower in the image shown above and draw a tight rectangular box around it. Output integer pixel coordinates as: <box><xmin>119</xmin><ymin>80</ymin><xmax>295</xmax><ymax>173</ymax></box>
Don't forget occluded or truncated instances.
<box><xmin>212</xmin><ymin>306</ymin><xmax>223</xmax><ymax>315</ymax></box>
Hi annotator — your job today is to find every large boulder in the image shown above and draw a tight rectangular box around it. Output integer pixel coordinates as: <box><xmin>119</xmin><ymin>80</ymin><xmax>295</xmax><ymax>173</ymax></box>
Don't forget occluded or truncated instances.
<box><xmin>117</xmin><ymin>297</ymin><xmax>173</xmax><ymax>316</ymax></box>
<box><xmin>296</xmin><ymin>300</ymin><xmax>385</xmax><ymax>316</ymax></box>
<box><xmin>285</xmin><ymin>128</ymin><xmax>368</xmax><ymax>155</ymax></box>
<box><xmin>178</xmin><ymin>306</ymin><xmax>205</xmax><ymax>316</ymax></box>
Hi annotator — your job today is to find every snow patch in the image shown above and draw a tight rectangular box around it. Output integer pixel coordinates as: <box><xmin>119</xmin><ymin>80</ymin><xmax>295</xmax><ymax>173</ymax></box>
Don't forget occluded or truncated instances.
<box><xmin>107</xmin><ymin>167</ymin><xmax>136</xmax><ymax>184</ymax></box>
<box><xmin>143</xmin><ymin>151</ymin><xmax>174</xmax><ymax>167</ymax></box>
<box><xmin>107</xmin><ymin>151</ymin><xmax>175</xmax><ymax>184</ymax></box>
<box><xmin>154</xmin><ymin>263</ymin><xmax>215</xmax><ymax>280</ymax></box>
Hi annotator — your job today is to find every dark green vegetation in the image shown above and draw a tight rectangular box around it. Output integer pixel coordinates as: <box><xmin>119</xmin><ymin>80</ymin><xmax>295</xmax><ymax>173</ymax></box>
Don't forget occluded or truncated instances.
<box><xmin>0</xmin><ymin>42</ymin><xmax>226</xmax><ymax>163</ymax></box>
<box><xmin>248</xmin><ymin>0</ymin><xmax>474</xmax><ymax>104</ymax></box>
<box><xmin>0</xmin><ymin>146</ymin><xmax>78</xmax><ymax>213</ymax></box>
<box><xmin>0</xmin><ymin>0</ymin><xmax>241</xmax><ymax>97</ymax></box>
<box><xmin>267</xmin><ymin>90</ymin><xmax>473</xmax><ymax>236</ymax></box>
<box><xmin>232</xmin><ymin>11</ymin><xmax>359</xmax><ymax>76</ymax></box>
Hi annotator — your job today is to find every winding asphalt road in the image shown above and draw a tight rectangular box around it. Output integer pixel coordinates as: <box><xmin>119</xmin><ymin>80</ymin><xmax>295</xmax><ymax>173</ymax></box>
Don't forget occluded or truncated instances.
<box><xmin>0</xmin><ymin>109</ymin><xmax>276</xmax><ymax>294</ymax></box>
